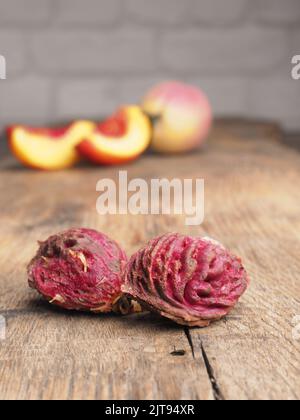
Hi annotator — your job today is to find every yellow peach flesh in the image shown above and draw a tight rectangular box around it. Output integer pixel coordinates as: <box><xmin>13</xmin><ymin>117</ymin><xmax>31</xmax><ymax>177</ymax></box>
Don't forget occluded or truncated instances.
<box><xmin>10</xmin><ymin>121</ymin><xmax>95</xmax><ymax>170</ymax></box>
<box><xmin>87</xmin><ymin>106</ymin><xmax>151</xmax><ymax>160</ymax></box>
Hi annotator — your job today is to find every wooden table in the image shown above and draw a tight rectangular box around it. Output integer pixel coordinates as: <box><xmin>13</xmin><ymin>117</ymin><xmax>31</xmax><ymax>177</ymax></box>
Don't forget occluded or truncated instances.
<box><xmin>0</xmin><ymin>121</ymin><xmax>299</xmax><ymax>400</ymax></box>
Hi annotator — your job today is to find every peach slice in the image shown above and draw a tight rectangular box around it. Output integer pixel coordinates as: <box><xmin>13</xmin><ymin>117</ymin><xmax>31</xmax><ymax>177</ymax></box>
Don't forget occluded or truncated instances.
<box><xmin>8</xmin><ymin>121</ymin><xmax>95</xmax><ymax>171</ymax></box>
<box><xmin>77</xmin><ymin>106</ymin><xmax>152</xmax><ymax>165</ymax></box>
<box><xmin>142</xmin><ymin>81</ymin><xmax>212</xmax><ymax>154</ymax></box>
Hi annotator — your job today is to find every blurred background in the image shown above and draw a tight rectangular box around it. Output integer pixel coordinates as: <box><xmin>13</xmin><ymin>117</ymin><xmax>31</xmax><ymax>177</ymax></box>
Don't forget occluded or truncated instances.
<box><xmin>0</xmin><ymin>0</ymin><xmax>300</xmax><ymax>155</ymax></box>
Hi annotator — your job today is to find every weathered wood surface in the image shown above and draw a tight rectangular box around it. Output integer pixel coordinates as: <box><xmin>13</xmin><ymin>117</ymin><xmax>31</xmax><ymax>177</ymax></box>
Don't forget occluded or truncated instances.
<box><xmin>0</xmin><ymin>121</ymin><xmax>299</xmax><ymax>400</ymax></box>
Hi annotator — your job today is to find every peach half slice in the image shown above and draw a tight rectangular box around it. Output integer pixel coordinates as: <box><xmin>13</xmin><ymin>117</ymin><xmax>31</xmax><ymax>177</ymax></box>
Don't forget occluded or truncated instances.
<box><xmin>8</xmin><ymin>121</ymin><xmax>95</xmax><ymax>170</ymax></box>
<box><xmin>77</xmin><ymin>106</ymin><xmax>152</xmax><ymax>165</ymax></box>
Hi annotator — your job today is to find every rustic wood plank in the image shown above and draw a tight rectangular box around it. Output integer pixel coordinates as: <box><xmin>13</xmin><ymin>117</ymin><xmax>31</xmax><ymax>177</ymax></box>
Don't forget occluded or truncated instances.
<box><xmin>0</xmin><ymin>310</ymin><xmax>213</xmax><ymax>400</ymax></box>
<box><xmin>0</xmin><ymin>216</ymin><xmax>213</xmax><ymax>400</ymax></box>
<box><xmin>0</xmin><ymin>121</ymin><xmax>299</xmax><ymax>400</ymax></box>
<box><xmin>183</xmin><ymin>128</ymin><xmax>300</xmax><ymax>400</ymax></box>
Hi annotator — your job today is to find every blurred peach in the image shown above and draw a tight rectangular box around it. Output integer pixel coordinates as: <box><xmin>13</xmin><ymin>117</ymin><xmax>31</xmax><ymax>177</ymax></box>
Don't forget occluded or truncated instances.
<box><xmin>77</xmin><ymin>106</ymin><xmax>151</xmax><ymax>165</ymax></box>
<box><xmin>8</xmin><ymin>121</ymin><xmax>95</xmax><ymax>170</ymax></box>
<box><xmin>142</xmin><ymin>81</ymin><xmax>212</xmax><ymax>154</ymax></box>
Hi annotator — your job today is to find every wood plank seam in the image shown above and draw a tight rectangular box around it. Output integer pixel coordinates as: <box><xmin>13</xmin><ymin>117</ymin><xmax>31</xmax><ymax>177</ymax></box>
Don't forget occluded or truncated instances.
<box><xmin>1</xmin><ymin>121</ymin><xmax>299</xmax><ymax>400</ymax></box>
<box><xmin>184</xmin><ymin>327</ymin><xmax>225</xmax><ymax>401</ymax></box>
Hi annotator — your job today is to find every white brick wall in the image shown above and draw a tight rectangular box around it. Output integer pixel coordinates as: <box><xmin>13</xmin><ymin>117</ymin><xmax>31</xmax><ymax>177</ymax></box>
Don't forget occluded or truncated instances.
<box><xmin>248</xmin><ymin>78</ymin><xmax>300</xmax><ymax>131</ymax></box>
<box><xmin>0</xmin><ymin>0</ymin><xmax>51</xmax><ymax>24</ymax></box>
<box><xmin>0</xmin><ymin>0</ymin><xmax>299</xmax><ymax>135</ymax></box>
<box><xmin>191</xmin><ymin>78</ymin><xmax>248</xmax><ymax>116</ymax></box>
<box><xmin>252</xmin><ymin>0</ymin><xmax>300</xmax><ymax>25</ymax></box>
<box><xmin>292</xmin><ymin>30</ymin><xmax>300</xmax><ymax>53</ymax></box>
<box><xmin>57</xmin><ymin>79</ymin><xmax>119</xmax><ymax>119</ymax></box>
<box><xmin>56</xmin><ymin>0</ymin><xmax>121</xmax><ymax>25</ymax></box>
<box><xmin>31</xmin><ymin>28</ymin><xmax>157</xmax><ymax>74</ymax></box>
<box><xmin>127</xmin><ymin>0</ymin><xmax>189</xmax><ymax>25</ymax></box>
<box><xmin>117</xmin><ymin>77</ymin><xmax>171</xmax><ymax>105</ymax></box>
<box><xmin>0</xmin><ymin>31</ymin><xmax>27</xmax><ymax>75</ymax></box>
<box><xmin>0</xmin><ymin>76</ymin><xmax>51</xmax><ymax>123</ymax></box>
<box><xmin>189</xmin><ymin>0</ymin><xmax>249</xmax><ymax>25</ymax></box>
<box><xmin>161</xmin><ymin>26</ymin><xmax>289</xmax><ymax>75</ymax></box>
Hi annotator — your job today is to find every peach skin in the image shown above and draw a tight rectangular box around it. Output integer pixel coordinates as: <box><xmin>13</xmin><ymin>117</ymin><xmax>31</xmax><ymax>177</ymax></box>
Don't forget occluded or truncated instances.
<box><xmin>77</xmin><ymin>106</ymin><xmax>152</xmax><ymax>165</ymax></box>
<box><xmin>8</xmin><ymin>121</ymin><xmax>95</xmax><ymax>171</ymax></box>
<box><xmin>142</xmin><ymin>81</ymin><xmax>212</xmax><ymax>154</ymax></box>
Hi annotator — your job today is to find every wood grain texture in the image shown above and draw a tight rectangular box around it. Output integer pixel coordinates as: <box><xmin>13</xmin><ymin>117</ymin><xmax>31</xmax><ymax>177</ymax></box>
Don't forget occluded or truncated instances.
<box><xmin>0</xmin><ymin>121</ymin><xmax>299</xmax><ymax>400</ymax></box>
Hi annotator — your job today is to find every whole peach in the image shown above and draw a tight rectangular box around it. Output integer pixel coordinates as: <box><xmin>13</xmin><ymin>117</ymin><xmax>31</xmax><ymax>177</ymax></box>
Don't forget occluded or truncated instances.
<box><xmin>142</xmin><ymin>81</ymin><xmax>212</xmax><ymax>153</ymax></box>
